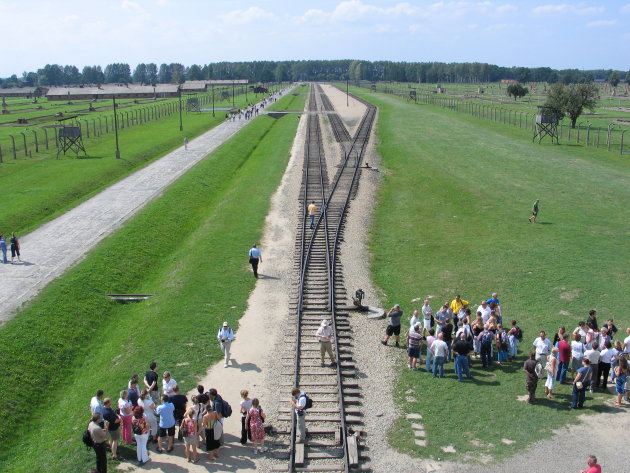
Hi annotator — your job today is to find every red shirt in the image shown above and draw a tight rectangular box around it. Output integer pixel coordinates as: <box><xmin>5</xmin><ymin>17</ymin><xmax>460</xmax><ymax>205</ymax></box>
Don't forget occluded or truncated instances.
<box><xmin>585</xmin><ymin>464</ymin><xmax>601</xmax><ymax>473</ymax></box>
<box><xmin>558</xmin><ymin>340</ymin><xmax>571</xmax><ymax>362</ymax></box>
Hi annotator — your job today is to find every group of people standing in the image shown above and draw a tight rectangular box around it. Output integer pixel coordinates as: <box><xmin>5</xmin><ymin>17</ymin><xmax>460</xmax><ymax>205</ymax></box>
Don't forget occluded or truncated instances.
<box><xmin>86</xmin><ymin>360</ymin><xmax>269</xmax><ymax>473</ymax></box>
<box><xmin>383</xmin><ymin>293</ymin><xmax>519</xmax><ymax>381</ymax></box>
<box><xmin>525</xmin><ymin>314</ymin><xmax>630</xmax><ymax>409</ymax></box>
<box><xmin>0</xmin><ymin>232</ymin><xmax>20</xmax><ymax>264</ymax></box>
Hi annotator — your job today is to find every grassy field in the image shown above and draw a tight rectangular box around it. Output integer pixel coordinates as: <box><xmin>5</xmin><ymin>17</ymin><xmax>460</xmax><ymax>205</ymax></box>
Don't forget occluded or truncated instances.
<box><xmin>268</xmin><ymin>84</ymin><xmax>307</xmax><ymax>111</ymax></box>
<box><xmin>355</xmin><ymin>87</ymin><xmax>630</xmax><ymax>462</ymax></box>
<box><xmin>0</xmin><ymin>88</ymin><xmax>287</xmax><ymax>235</ymax></box>
<box><xmin>0</xmin><ymin>112</ymin><xmax>300</xmax><ymax>472</ymax></box>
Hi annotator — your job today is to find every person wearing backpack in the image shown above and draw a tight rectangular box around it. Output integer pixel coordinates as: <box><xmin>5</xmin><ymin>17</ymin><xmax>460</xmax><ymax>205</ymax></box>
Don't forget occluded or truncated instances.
<box><xmin>478</xmin><ymin>325</ymin><xmax>494</xmax><ymax>368</ymax></box>
<box><xmin>208</xmin><ymin>388</ymin><xmax>231</xmax><ymax>446</ymax></box>
<box><xmin>290</xmin><ymin>388</ymin><xmax>308</xmax><ymax>443</ymax></box>
<box><xmin>88</xmin><ymin>412</ymin><xmax>108</xmax><ymax>473</ymax></box>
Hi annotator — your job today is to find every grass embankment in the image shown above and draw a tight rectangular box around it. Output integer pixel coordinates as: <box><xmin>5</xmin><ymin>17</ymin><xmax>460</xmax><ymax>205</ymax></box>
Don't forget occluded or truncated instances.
<box><xmin>268</xmin><ymin>84</ymin><xmax>307</xmax><ymax>111</ymax></box>
<box><xmin>358</xmin><ymin>90</ymin><xmax>630</xmax><ymax>461</ymax></box>
<box><xmin>0</xmin><ymin>112</ymin><xmax>300</xmax><ymax>472</ymax></box>
<box><xmin>0</xmin><ymin>91</ymin><xmax>268</xmax><ymax>236</ymax></box>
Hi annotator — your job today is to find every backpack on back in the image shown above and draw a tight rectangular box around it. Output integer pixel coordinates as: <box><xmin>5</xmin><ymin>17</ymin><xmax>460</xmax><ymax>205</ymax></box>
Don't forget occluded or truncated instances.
<box><xmin>300</xmin><ymin>393</ymin><xmax>313</xmax><ymax>410</ymax></box>
<box><xmin>481</xmin><ymin>331</ymin><xmax>494</xmax><ymax>345</ymax></box>
<box><xmin>514</xmin><ymin>326</ymin><xmax>523</xmax><ymax>340</ymax></box>
<box><xmin>221</xmin><ymin>399</ymin><xmax>233</xmax><ymax>418</ymax></box>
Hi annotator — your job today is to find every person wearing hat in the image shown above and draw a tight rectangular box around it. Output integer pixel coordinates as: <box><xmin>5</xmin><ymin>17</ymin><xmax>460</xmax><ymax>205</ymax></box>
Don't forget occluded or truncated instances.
<box><xmin>217</xmin><ymin>321</ymin><xmax>235</xmax><ymax>368</ymax></box>
<box><xmin>315</xmin><ymin>320</ymin><xmax>336</xmax><ymax>367</ymax></box>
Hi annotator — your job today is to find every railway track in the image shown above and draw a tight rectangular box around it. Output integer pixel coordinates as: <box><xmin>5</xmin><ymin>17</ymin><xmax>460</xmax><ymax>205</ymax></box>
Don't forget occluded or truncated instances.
<box><xmin>274</xmin><ymin>84</ymin><xmax>375</xmax><ymax>473</ymax></box>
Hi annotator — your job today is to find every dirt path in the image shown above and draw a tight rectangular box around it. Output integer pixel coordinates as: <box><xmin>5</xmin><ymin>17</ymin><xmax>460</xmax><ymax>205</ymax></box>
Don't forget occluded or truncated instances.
<box><xmin>0</xmin><ymin>88</ymin><xmax>294</xmax><ymax>326</ymax></box>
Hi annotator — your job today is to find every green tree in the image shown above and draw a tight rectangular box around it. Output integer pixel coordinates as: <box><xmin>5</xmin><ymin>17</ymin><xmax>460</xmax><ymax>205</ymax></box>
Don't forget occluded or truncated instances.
<box><xmin>506</xmin><ymin>82</ymin><xmax>529</xmax><ymax>100</ymax></box>
<box><xmin>608</xmin><ymin>71</ymin><xmax>620</xmax><ymax>87</ymax></box>
<box><xmin>545</xmin><ymin>82</ymin><xmax>597</xmax><ymax>128</ymax></box>
<box><xmin>626</xmin><ymin>70</ymin><xmax>630</xmax><ymax>85</ymax></box>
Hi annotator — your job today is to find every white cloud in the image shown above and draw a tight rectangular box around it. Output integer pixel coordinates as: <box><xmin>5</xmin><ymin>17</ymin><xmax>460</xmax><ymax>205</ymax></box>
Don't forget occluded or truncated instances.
<box><xmin>532</xmin><ymin>3</ymin><xmax>604</xmax><ymax>17</ymax></box>
<box><xmin>300</xmin><ymin>8</ymin><xmax>330</xmax><ymax>24</ymax></box>
<box><xmin>331</xmin><ymin>1</ymin><xmax>419</xmax><ymax>22</ymax></box>
<box><xmin>61</xmin><ymin>14</ymin><xmax>79</xmax><ymax>25</ymax></box>
<box><xmin>219</xmin><ymin>6</ymin><xmax>275</xmax><ymax>25</ymax></box>
<box><xmin>121</xmin><ymin>0</ymin><xmax>143</xmax><ymax>13</ymax></box>
<box><xmin>532</xmin><ymin>4</ymin><xmax>570</xmax><ymax>15</ymax></box>
<box><xmin>586</xmin><ymin>19</ymin><xmax>618</xmax><ymax>28</ymax></box>
<box><xmin>496</xmin><ymin>4</ymin><xmax>518</xmax><ymax>13</ymax></box>
<box><xmin>621</xmin><ymin>4</ymin><xmax>630</xmax><ymax>14</ymax></box>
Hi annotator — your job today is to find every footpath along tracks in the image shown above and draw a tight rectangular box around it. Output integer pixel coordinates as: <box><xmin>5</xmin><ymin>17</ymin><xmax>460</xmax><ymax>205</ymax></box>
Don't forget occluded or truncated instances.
<box><xmin>272</xmin><ymin>84</ymin><xmax>376</xmax><ymax>473</ymax></box>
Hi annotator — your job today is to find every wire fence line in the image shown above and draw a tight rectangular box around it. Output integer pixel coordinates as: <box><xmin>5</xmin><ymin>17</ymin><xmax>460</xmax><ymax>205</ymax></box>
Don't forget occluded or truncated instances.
<box><xmin>0</xmin><ymin>91</ymin><xmax>227</xmax><ymax>163</ymax></box>
<box><xmin>357</xmin><ymin>83</ymin><xmax>629</xmax><ymax>155</ymax></box>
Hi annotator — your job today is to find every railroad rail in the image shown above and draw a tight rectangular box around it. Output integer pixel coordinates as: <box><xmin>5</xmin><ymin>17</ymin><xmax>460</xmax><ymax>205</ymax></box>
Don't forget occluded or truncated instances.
<box><xmin>275</xmin><ymin>84</ymin><xmax>375</xmax><ymax>473</ymax></box>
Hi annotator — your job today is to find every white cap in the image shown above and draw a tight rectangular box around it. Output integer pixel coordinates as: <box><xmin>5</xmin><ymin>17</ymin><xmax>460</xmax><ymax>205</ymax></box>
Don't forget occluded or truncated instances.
<box><xmin>223</xmin><ymin>321</ymin><xmax>228</xmax><ymax>327</ymax></box>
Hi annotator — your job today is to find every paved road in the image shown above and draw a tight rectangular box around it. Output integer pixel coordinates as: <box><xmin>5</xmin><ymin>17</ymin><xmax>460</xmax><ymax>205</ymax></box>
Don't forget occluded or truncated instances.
<box><xmin>0</xmin><ymin>88</ymin><xmax>294</xmax><ymax>325</ymax></box>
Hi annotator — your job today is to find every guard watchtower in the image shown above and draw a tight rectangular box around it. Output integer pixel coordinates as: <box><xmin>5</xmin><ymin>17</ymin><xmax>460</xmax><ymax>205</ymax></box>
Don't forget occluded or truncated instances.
<box><xmin>56</xmin><ymin>116</ymin><xmax>87</xmax><ymax>158</ymax></box>
<box><xmin>533</xmin><ymin>106</ymin><xmax>560</xmax><ymax>144</ymax></box>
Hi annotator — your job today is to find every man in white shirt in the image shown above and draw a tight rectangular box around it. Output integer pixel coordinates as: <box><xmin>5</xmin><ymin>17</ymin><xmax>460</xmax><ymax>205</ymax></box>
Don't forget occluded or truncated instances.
<box><xmin>584</xmin><ymin>343</ymin><xmax>601</xmax><ymax>393</ymax></box>
<box><xmin>430</xmin><ymin>333</ymin><xmax>449</xmax><ymax>378</ymax></box>
<box><xmin>570</xmin><ymin>334</ymin><xmax>586</xmax><ymax>375</ymax></box>
<box><xmin>290</xmin><ymin>388</ymin><xmax>307</xmax><ymax>443</ymax></box>
<box><xmin>162</xmin><ymin>371</ymin><xmax>177</xmax><ymax>396</ymax></box>
<box><xmin>315</xmin><ymin>320</ymin><xmax>335</xmax><ymax>366</ymax></box>
<box><xmin>217</xmin><ymin>321</ymin><xmax>235</xmax><ymax>368</ymax></box>
<box><xmin>421</xmin><ymin>300</ymin><xmax>433</xmax><ymax>329</ymax></box>
<box><xmin>532</xmin><ymin>331</ymin><xmax>552</xmax><ymax>366</ymax></box>
<box><xmin>409</xmin><ymin>310</ymin><xmax>421</xmax><ymax>329</ymax></box>
<box><xmin>477</xmin><ymin>300</ymin><xmax>491</xmax><ymax>323</ymax></box>
<box><xmin>90</xmin><ymin>389</ymin><xmax>105</xmax><ymax>418</ymax></box>
<box><xmin>623</xmin><ymin>327</ymin><xmax>630</xmax><ymax>354</ymax></box>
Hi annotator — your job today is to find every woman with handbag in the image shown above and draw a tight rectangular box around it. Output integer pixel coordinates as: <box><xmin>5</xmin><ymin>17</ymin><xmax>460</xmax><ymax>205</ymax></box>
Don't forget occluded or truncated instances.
<box><xmin>118</xmin><ymin>390</ymin><xmax>134</xmax><ymax>444</ymax></box>
<box><xmin>132</xmin><ymin>406</ymin><xmax>150</xmax><ymax>465</ymax></box>
<box><xmin>570</xmin><ymin>358</ymin><xmax>592</xmax><ymax>409</ymax></box>
<box><xmin>245</xmin><ymin>398</ymin><xmax>267</xmax><ymax>454</ymax></box>
<box><xmin>545</xmin><ymin>347</ymin><xmax>559</xmax><ymax>398</ymax></box>
<box><xmin>202</xmin><ymin>402</ymin><xmax>221</xmax><ymax>460</ymax></box>
<box><xmin>181</xmin><ymin>408</ymin><xmax>199</xmax><ymax>463</ymax></box>
<box><xmin>614</xmin><ymin>357</ymin><xmax>628</xmax><ymax>406</ymax></box>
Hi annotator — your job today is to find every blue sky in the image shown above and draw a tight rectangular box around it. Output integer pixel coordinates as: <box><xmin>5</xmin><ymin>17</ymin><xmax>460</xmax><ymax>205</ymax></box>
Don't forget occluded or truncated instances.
<box><xmin>1</xmin><ymin>0</ymin><xmax>628</xmax><ymax>77</ymax></box>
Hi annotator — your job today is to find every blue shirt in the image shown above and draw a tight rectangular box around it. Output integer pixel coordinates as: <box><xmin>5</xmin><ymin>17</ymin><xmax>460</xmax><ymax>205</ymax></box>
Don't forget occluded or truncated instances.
<box><xmin>487</xmin><ymin>298</ymin><xmax>500</xmax><ymax>305</ymax></box>
<box><xmin>156</xmin><ymin>402</ymin><xmax>176</xmax><ymax>428</ymax></box>
<box><xmin>249</xmin><ymin>247</ymin><xmax>261</xmax><ymax>259</ymax></box>
<box><xmin>217</xmin><ymin>327</ymin><xmax>234</xmax><ymax>341</ymax></box>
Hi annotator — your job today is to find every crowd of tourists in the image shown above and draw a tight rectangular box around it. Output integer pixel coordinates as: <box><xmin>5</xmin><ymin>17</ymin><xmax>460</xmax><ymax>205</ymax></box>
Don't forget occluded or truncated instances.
<box><xmin>85</xmin><ymin>361</ymin><xmax>268</xmax><ymax>473</ymax></box>
<box><xmin>382</xmin><ymin>294</ymin><xmax>630</xmax><ymax>410</ymax></box>
<box><xmin>225</xmin><ymin>91</ymin><xmax>280</xmax><ymax>122</ymax></box>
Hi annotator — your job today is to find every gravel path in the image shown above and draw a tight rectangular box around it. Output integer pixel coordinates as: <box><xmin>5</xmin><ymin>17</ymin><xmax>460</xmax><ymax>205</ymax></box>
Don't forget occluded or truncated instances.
<box><xmin>0</xmin><ymin>87</ymin><xmax>294</xmax><ymax>326</ymax></box>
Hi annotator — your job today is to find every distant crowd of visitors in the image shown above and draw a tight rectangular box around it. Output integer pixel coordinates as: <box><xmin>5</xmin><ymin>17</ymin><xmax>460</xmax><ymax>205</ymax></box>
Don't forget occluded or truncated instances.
<box><xmin>381</xmin><ymin>294</ymin><xmax>630</xmax><ymax>411</ymax></box>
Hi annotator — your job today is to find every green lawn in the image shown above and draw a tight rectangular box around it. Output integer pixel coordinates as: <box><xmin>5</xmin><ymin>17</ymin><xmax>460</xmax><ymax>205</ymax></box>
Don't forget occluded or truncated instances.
<box><xmin>357</xmin><ymin>89</ymin><xmax>630</xmax><ymax>461</ymax></box>
<box><xmin>0</xmin><ymin>90</ymin><xmax>268</xmax><ymax>235</ymax></box>
<box><xmin>0</xmin><ymin>112</ymin><xmax>300</xmax><ymax>472</ymax></box>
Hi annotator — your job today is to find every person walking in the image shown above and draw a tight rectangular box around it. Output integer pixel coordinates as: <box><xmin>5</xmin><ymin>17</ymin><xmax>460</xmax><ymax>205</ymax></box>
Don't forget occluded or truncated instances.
<box><xmin>88</xmin><ymin>413</ymin><xmax>108</xmax><ymax>473</ymax></box>
<box><xmin>9</xmin><ymin>232</ymin><xmax>20</xmax><ymax>263</ymax></box>
<box><xmin>156</xmin><ymin>394</ymin><xmax>176</xmax><ymax>453</ymax></box>
<box><xmin>316</xmin><ymin>320</ymin><xmax>336</xmax><ymax>367</ymax></box>
<box><xmin>132</xmin><ymin>406</ymin><xmax>151</xmax><ymax>465</ymax></box>
<box><xmin>381</xmin><ymin>304</ymin><xmax>403</xmax><ymax>346</ymax></box>
<box><xmin>545</xmin><ymin>347</ymin><xmax>559</xmax><ymax>399</ymax></box>
<box><xmin>528</xmin><ymin>199</ymin><xmax>540</xmax><ymax>223</ymax></box>
<box><xmin>570</xmin><ymin>359</ymin><xmax>593</xmax><ymax>409</ymax></box>
<box><xmin>0</xmin><ymin>234</ymin><xmax>7</xmax><ymax>264</ymax></box>
<box><xmin>245</xmin><ymin>398</ymin><xmax>267</xmax><ymax>453</ymax></box>
<box><xmin>248</xmin><ymin>244</ymin><xmax>262</xmax><ymax>278</ymax></box>
<box><xmin>181</xmin><ymin>408</ymin><xmax>199</xmax><ymax>463</ymax></box>
<box><xmin>217</xmin><ymin>321</ymin><xmax>235</xmax><ymax>368</ymax></box>
<box><xmin>307</xmin><ymin>201</ymin><xmax>317</xmax><ymax>229</ymax></box>
<box><xmin>523</xmin><ymin>352</ymin><xmax>539</xmax><ymax>404</ymax></box>
<box><xmin>290</xmin><ymin>388</ymin><xmax>307</xmax><ymax>444</ymax></box>
<box><xmin>183</xmin><ymin>136</ymin><xmax>189</xmax><ymax>150</ymax></box>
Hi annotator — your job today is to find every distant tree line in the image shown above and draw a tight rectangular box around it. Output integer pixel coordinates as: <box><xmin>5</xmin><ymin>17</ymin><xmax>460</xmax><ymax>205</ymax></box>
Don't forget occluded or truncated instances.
<box><xmin>1</xmin><ymin>60</ymin><xmax>628</xmax><ymax>88</ymax></box>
